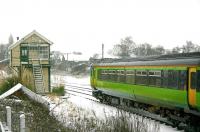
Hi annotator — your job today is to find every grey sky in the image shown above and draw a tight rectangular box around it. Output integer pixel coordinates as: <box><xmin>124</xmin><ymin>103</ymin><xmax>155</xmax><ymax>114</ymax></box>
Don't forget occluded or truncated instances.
<box><xmin>0</xmin><ymin>0</ymin><xmax>200</xmax><ymax>60</ymax></box>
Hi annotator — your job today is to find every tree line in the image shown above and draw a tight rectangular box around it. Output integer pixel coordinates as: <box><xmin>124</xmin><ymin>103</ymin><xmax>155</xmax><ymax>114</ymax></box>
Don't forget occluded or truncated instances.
<box><xmin>108</xmin><ymin>36</ymin><xmax>200</xmax><ymax>58</ymax></box>
<box><xmin>0</xmin><ymin>34</ymin><xmax>14</xmax><ymax>60</ymax></box>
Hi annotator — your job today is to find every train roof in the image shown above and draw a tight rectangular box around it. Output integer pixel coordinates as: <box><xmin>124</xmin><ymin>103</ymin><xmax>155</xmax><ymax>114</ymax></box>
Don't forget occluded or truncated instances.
<box><xmin>95</xmin><ymin>58</ymin><xmax>200</xmax><ymax>67</ymax></box>
<box><xmin>94</xmin><ymin>52</ymin><xmax>200</xmax><ymax>67</ymax></box>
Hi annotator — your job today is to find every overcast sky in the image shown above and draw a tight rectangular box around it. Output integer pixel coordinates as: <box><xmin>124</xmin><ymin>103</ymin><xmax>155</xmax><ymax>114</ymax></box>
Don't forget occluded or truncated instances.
<box><xmin>0</xmin><ymin>0</ymin><xmax>200</xmax><ymax>60</ymax></box>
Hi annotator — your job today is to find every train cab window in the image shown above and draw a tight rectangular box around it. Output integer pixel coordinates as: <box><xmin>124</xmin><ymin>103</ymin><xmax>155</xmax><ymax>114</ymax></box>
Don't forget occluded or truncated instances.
<box><xmin>168</xmin><ymin>70</ymin><xmax>178</xmax><ymax>89</ymax></box>
<box><xmin>191</xmin><ymin>72</ymin><xmax>197</xmax><ymax>89</ymax></box>
<box><xmin>126</xmin><ymin>70</ymin><xmax>135</xmax><ymax>84</ymax></box>
<box><xmin>179</xmin><ymin>70</ymin><xmax>187</xmax><ymax>90</ymax></box>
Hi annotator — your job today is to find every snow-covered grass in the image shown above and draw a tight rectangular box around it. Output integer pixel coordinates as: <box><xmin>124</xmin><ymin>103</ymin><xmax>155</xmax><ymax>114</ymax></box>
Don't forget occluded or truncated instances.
<box><xmin>50</xmin><ymin>75</ymin><xmax>181</xmax><ymax>132</ymax></box>
<box><xmin>47</xmin><ymin>95</ymin><xmax>159</xmax><ymax>131</ymax></box>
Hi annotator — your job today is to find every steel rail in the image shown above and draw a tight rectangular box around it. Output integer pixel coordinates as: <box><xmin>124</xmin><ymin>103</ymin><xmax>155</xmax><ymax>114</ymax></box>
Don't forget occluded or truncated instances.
<box><xmin>64</xmin><ymin>84</ymin><xmax>177</xmax><ymax>127</ymax></box>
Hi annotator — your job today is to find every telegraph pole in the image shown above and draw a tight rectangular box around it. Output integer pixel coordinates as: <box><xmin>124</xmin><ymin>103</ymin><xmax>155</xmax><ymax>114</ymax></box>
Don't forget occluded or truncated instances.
<box><xmin>102</xmin><ymin>43</ymin><xmax>104</xmax><ymax>59</ymax></box>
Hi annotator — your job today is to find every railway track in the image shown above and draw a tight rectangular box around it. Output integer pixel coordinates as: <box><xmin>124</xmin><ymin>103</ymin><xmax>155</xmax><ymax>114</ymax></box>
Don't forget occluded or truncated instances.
<box><xmin>64</xmin><ymin>84</ymin><xmax>184</xmax><ymax>129</ymax></box>
<box><xmin>65</xmin><ymin>84</ymin><xmax>200</xmax><ymax>131</ymax></box>
<box><xmin>65</xmin><ymin>84</ymin><xmax>97</xmax><ymax>101</ymax></box>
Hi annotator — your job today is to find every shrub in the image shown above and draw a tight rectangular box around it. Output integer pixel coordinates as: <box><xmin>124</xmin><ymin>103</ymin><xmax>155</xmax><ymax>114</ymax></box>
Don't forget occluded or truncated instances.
<box><xmin>52</xmin><ymin>85</ymin><xmax>65</xmax><ymax>96</ymax></box>
<box><xmin>0</xmin><ymin>76</ymin><xmax>20</xmax><ymax>95</ymax></box>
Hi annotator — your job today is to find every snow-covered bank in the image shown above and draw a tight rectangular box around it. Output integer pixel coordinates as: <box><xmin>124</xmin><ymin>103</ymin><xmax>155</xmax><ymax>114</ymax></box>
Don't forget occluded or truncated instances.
<box><xmin>50</xmin><ymin>75</ymin><xmax>181</xmax><ymax>132</ymax></box>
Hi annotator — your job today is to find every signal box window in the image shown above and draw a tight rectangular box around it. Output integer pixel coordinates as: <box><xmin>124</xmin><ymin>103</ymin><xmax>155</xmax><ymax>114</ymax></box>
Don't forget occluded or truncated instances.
<box><xmin>21</xmin><ymin>49</ymin><xmax>27</xmax><ymax>56</ymax></box>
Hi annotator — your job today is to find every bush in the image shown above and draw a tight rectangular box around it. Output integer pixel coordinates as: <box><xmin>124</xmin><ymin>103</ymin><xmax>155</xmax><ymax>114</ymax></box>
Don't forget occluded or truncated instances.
<box><xmin>52</xmin><ymin>85</ymin><xmax>65</xmax><ymax>96</ymax></box>
<box><xmin>0</xmin><ymin>76</ymin><xmax>20</xmax><ymax>95</ymax></box>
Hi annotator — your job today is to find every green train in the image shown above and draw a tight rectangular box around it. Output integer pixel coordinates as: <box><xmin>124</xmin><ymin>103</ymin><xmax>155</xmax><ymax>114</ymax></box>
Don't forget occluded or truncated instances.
<box><xmin>90</xmin><ymin>56</ymin><xmax>200</xmax><ymax>118</ymax></box>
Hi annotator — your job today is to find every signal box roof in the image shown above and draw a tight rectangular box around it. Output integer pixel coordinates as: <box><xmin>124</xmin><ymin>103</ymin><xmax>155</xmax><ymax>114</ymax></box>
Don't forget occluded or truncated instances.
<box><xmin>8</xmin><ymin>30</ymin><xmax>53</xmax><ymax>50</ymax></box>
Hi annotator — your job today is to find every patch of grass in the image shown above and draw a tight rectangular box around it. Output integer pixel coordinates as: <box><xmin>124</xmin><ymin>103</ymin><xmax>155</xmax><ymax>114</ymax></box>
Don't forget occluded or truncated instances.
<box><xmin>0</xmin><ymin>76</ymin><xmax>20</xmax><ymax>95</ymax></box>
<box><xmin>52</xmin><ymin>85</ymin><xmax>65</xmax><ymax>96</ymax></box>
<box><xmin>56</xmin><ymin>101</ymin><xmax>160</xmax><ymax>132</ymax></box>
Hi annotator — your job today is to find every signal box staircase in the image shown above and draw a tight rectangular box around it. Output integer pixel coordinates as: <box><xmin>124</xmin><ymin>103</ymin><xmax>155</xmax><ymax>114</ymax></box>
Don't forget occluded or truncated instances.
<box><xmin>33</xmin><ymin>64</ymin><xmax>44</xmax><ymax>93</ymax></box>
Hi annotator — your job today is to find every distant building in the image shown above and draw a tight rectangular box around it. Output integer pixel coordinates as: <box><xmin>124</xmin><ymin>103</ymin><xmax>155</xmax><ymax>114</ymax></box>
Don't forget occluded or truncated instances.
<box><xmin>8</xmin><ymin>30</ymin><xmax>53</xmax><ymax>93</ymax></box>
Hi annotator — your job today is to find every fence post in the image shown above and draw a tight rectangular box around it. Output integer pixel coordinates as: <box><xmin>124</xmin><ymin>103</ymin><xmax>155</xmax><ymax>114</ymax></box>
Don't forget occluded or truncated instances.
<box><xmin>6</xmin><ymin>106</ymin><xmax>11</xmax><ymax>131</ymax></box>
<box><xmin>20</xmin><ymin>114</ymin><xmax>25</xmax><ymax>132</ymax></box>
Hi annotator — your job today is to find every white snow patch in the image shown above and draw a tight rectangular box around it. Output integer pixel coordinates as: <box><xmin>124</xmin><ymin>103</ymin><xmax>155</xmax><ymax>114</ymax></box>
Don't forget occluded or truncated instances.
<box><xmin>0</xmin><ymin>70</ymin><xmax>8</xmax><ymax>79</ymax></box>
<box><xmin>50</xmin><ymin>75</ymin><xmax>181</xmax><ymax>132</ymax></box>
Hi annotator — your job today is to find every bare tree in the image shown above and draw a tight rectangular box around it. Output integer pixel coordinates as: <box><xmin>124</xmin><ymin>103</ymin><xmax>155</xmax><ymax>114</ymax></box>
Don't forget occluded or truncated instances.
<box><xmin>111</xmin><ymin>36</ymin><xmax>135</xmax><ymax>58</ymax></box>
<box><xmin>172</xmin><ymin>46</ymin><xmax>181</xmax><ymax>54</ymax></box>
<box><xmin>182</xmin><ymin>41</ymin><xmax>195</xmax><ymax>53</ymax></box>
<box><xmin>92</xmin><ymin>53</ymin><xmax>100</xmax><ymax>59</ymax></box>
<box><xmin>153</xmin><ymin>45</ymin><xmax>165</xmax><ymax>55</ymax></box>
<box><xmin>134</xmin><ymin>43</ymin><xmax>153</xmax><ymax>56</ymax></box>
<box><xmin>8</xmin><ymin>34</ymin><xmax>14</xmax><ymax>45</ymax></box>
<box><xmin>0</xmin><ymin>44</ymin><xmax>7</xmax><ymax>60</ymax></box>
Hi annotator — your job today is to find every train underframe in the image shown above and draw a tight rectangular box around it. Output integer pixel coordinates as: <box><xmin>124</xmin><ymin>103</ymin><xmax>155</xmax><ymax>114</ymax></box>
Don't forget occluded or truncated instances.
<box><xmin>92</xmin><ymin>89</ymin><xmax>200</xmax><ymax>131</ymax></box>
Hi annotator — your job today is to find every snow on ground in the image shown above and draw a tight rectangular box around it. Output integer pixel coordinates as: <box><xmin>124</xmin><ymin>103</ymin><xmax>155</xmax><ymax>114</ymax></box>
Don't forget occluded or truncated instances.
<box><xmin>50</xmin><ymin>75</ymin><xmax>181</xmax><ymax>132</ymax></box>
<box><xmin>51</xmin><ymin>74</ymin><xmax>90</xmax><ymax>87</ymax></box>
<box><xmin>0</xmin><ymin>70</ymin><xmax>8</xmax><ymax>79</ymax></box>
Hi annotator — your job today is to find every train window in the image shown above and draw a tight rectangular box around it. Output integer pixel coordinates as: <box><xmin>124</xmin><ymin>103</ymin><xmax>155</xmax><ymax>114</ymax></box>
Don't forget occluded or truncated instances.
<box><xmin>149</xmin><ymin>70</ymin><xmax>161</xmax><ymax>77</ymax></box>
<box><xmin>136</xmin><ymin>70</ymin><xmax>148</xmax><ymax>85</ymax></box>
<box><xmin>179</xmin><ymin>70</ymin><xmax>187</xmax><ymax>90</ymax></box>
<box><xmin>108</xmin><ymin>70</ymin><xmax>113</xmax><ymax>81</ymax></box>
<box><xmin>113</xmin><ymin>70</ymin><xmax>117</xmax><ymax>82</ymax></box>
<box><xmin>110</xmin><ymin>70</ymin><xmax>117</xmax><ymax>82</ymax></box>
<box><xmin>162</xmin><ymin>70</ymin><xmax>168</xmax><ymax>87</ymax></box>
<box><xmin>108</xmin><ymin>70</ymin><xmax>111</xmax><ymax>80</ymax></box>
<box><xmin>148</xmin><ymin>70</ymin><xmax>161</xmax><ymax>87</ymax></box>
<box><xmin>126</xmin><ymin>70</ymin><xmax>135</xmax><ymax>84</ymax></box>
<box><xmin>117</xmin><ymin>70</ymin><xmax>125</xmax><ymax>83</ymax></box>
<box><xmin>136</xmin><ymin>71</ymin><xmax>142</xmax><ymax>76</ymax></box>
<box><xmin>97</xmin><ymin>70</ymin><xmax>102</xmax><ymax>80</ymax></box>
<box><xmin>155</xmin><ymin>71</ymin><xmax>161</xmax><ymax>77</ymax></box>
<box><xmin>191</xmin><ymin>72</ymin><xmax>197</xmax><ymax>89</ymax></box>
<box><xmin>168</xmin><ymin>70</ymin><xmax>178</xmax><ymax>89</ymax></box>
<box><xmin>149</xmin><ymin>71</ymin><xmax>154</xmax><ymax>76</ymax></box>
<box><xmin>101</xmin><ymin>70</ymin><xmax>105</xmax><ymax>80</ymax></box>
<box><xmin>103</xmin><ymin>70</ymin><xmax>109</xmax><ymax>81</ymax></box>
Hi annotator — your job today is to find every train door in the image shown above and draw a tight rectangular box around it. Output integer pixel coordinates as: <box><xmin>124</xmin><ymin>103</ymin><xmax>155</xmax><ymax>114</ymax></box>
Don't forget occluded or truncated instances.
<box><xmin>188</xmin><ymin>67</ymin><xmax>197</xmax><ymax>109</ymax></box>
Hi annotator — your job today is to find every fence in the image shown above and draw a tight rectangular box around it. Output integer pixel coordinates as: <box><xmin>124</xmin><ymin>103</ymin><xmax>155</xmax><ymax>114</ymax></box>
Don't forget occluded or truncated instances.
<box><xmin>0</xmin><ymin>105</ymin><xmax>25</xmax><ymax>132</ymax></box>
<box><xmin>0</xmin><ymin>84</ymin><xmax>66</xmax><ymax>132</ymax></box>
